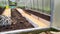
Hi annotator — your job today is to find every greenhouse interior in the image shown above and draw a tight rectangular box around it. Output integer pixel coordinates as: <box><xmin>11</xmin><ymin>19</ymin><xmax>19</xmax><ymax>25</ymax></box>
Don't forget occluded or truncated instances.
<box><xmin>0</xmin><ymin>0</ymin><xmax>60</xmax><ymax>34</ymax></box>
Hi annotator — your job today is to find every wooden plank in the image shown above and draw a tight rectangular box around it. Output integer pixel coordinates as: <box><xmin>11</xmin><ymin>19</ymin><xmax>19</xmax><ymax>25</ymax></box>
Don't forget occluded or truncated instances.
<box><xmin>2</xmin><ymin>8</ymin><xmax>11</xmax><ymax>17</ymax></box>
<box><xmin>16</xmin><ymin>8</ymin><xmax>50</xmax><ymax>28</ymax></box>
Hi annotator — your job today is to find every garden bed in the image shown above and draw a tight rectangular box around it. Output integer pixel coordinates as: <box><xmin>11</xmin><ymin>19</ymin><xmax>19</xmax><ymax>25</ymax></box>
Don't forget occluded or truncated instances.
<box><xmin>0</xmin><ymin>9</ymin><xmax>34</xmax><ymax>32</ymax></box>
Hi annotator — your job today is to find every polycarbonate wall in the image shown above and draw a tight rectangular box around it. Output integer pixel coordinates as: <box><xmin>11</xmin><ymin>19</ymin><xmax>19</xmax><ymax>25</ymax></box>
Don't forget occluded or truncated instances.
<box><xmin>43</xmin><ymin>0</ymin><xmax>50</xmax><ymax>14</ymax></box>
<box><xmin>0</xmin><ymin>0</ymin><xmax>8</xmax><ymax>7</ymax></box>
<box><xmin>17</xmin><ymin>0</ymin><xmax>51</xmax><ymax>15</ymax></box>
<box><xmin>52</xmin><ymin>0</ymin><xmax>60</xmax><ymax>29</ymax></box>
<box><xmin>17</xmin><ymin>0</ymin><xmax>26</xmax><ymax>7</ymax></box>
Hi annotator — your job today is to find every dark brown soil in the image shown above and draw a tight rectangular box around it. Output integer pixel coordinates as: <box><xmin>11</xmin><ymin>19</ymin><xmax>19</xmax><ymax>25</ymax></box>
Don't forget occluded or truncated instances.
<box><xmin>0</xmin><ymin>7</ymin><xmax>5</xmax><ymax>15</ymax></box>
<box><xmin>23</xmin><ymin>9</ymin><xmax>50</xmax><ymax>21</ymax></box>
<box><xmin>0</xmin><ymin>9</ymin><xmax>34</xmax><ymax>32</ymax></box>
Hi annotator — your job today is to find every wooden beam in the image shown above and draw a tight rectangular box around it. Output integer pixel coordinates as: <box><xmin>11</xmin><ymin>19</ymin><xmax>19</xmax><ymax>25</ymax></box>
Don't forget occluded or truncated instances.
<box><xmin>2</xmin><ymin>8</ymin><xmax>11</xmax><ymax>17</ymax></box>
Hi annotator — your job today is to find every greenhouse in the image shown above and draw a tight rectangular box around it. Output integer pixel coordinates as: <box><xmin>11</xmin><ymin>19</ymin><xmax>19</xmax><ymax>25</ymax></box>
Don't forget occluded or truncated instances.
<box><xmin>0</xmin><ymin>0</ymin><xmax>60</xmax><ymax>34</ymax></box>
